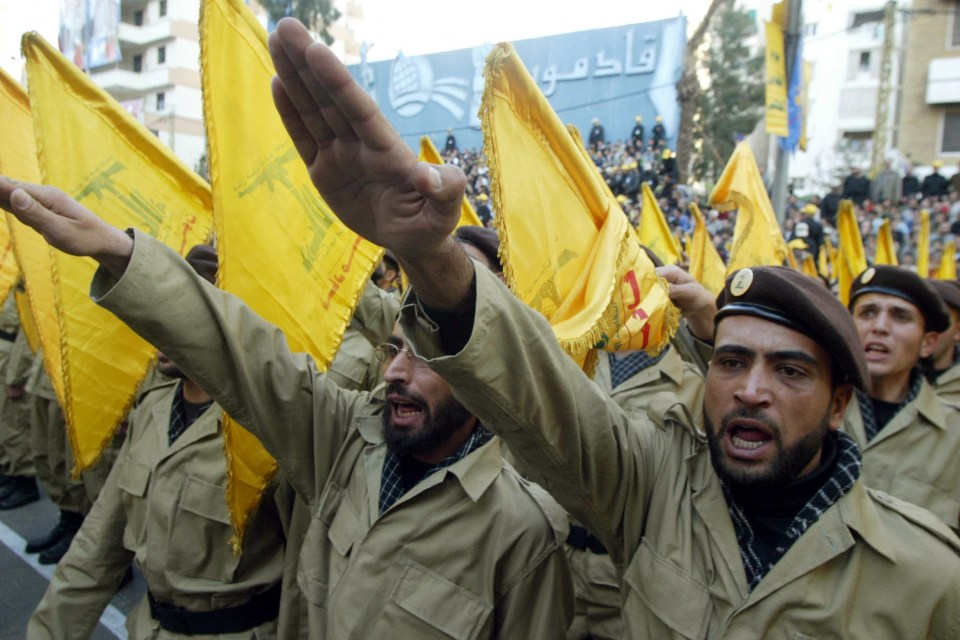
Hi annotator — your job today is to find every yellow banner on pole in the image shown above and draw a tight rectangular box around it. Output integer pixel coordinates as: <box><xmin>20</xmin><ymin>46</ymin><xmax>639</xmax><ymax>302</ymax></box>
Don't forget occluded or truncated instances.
<box><xmin>937</xmin><ymin>240</ymin><xmax>957</xmax><ymax>280</ymax></box>
<box><xmin>875</xmin><ymin>219</ymin><xmax>898</xmax><ymax>266</ymax></box>
<box><xmin>764</xmin><ymin>22</ymin><xmax>789</xmax><ymax>137</ymax></box>
<box><xmin>200</xmin><ymin>0</ymin><xmax>383</xmax><ymax>546</ymax></box>
<box><xmin>638</xmin><ymin>183</ymin><xmax>682</xmax><ymax>265</ymax></box>
<box><xmin>688</xmin><ymin>203</ymin><xmax>727</xmax><ymax>296</ymax></box>
<box><xmin>917</xmin><ymin>209</ymin><xmax>930</xmax><ymax>278</ymax></box>
<box><xmin>481</xmin><ymin>43</ymin><xmax>678</xmax><ymax>371</ymax></box>
<box><xmin>0</xmin><ymin>67</ymin><xmax>61</xmax><ymax>405</ymax></box>
<box><xmin>23</xmin><ymin>33</ymin><xmax>213</xmax><ymax>473</ymax></box>
<box><xmin>418</xmin><ymin>136</ymin><xmax>484</xmax><ymax>229</ymax></box>
<box><xmin>710</xmin><ymin>142</ymin><xmax>790</xmax><ymax>275</ymax></box>
<box><xmin>837</xmin><ymin>200</ymin><xmax>867</xmax><ymax>305</ymax></box>
<box><xmin>0</xmin><ymin>70</ymin><xmax>29</xmax><ymax>306</ymax></box>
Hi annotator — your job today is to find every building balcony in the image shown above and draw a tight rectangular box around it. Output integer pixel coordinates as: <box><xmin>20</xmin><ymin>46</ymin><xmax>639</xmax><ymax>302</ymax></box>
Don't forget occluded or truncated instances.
<box><xmin>118</xmin><ymin>21</ymin><xmax>173</xmax><ymax>47</ymax></box>
<box><xmin>927</xmin><ymin>57</ymin><xmax>960</xmax><ymax>105</ymax></box>
<box><xmin>93</xmin><ymin>67</ymin><xmax>171</xmax><ymax>95</ymax></box>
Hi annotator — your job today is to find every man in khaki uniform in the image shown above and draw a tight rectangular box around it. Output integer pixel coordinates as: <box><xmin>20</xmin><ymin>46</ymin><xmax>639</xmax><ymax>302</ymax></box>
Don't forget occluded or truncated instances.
<box><xmin>102</xmin><ymin>27</ymin><xmax>955</xmax><ymax>636</ymax></box>
<box><xmin>0</xmin><ymin>185</ymin><xmax>574</xmax><ymax>638</ymax></box>
<box><xmin>0</xmin><ymin>291</ymin><xmax>39</xmax><ymax>509</ymax></box>
<box><xmin>6</xmin><ymin>22</ymin><xmax>960</xmax><ymax>636</ymax></box>
<box><xmin>844</xmin><ymin>266</ymin><xmax>960</xmax><ymax>531</ymax></box>
<box><xmin>567</xmin><ymin>342</ymin><xmax>705</xmax><ymax>640</ymax></box>
<box><xmin>928</xmin><ymin>278</ymin><xmax>960</xmax><ymax>405</ymax></box>
<box><xmin>29</xmin><ymin>245</ymin><xmax>286</xmax><ymax>639</ymax></box>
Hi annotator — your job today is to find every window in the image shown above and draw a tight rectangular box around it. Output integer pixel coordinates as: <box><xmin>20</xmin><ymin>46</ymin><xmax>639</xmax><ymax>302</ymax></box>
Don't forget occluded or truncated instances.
<box><xmin>952</xmin><ymin>0</ymin><xmax>960</xmax><ymax>47</ymax></box>
<box><xmin>132</xmin><ymin>54</ymin><xmax>142</xmax><ymax>72</ymax></box>
<box><xmin>803</xmin><ymin>22</ymin><xmax>818</xmax><ymax>37</ymax></box>
<box><xmin>851</xmin><ymin>10</ymin><xmax>884</xmax><ymax>29</ymax></box>
<box><xmin>859</xmin><ymin>51</ymin><xmax>871</xmax><ymax>71</ymax></box>
<box><xmin>134</xmin><ymin>10</ymin><xmax>144</xmax><ymax>25</ymax></box>
<box><xmin>156</xmin><ymin>92</ymin><xmax>166</xmax><ymax>112</ymax></box>
<box><xmin>158</xmin><ymin>46</ymin><xmax>166</xmax><ymax>64</ymax></box>
<box><xmin>159</xmin><ymin>0</ymin><xmax>167</xmax><ymax>17</ymax></box>
<box><xmin>942</xmin><ymin>108</ymin><xmax>960</xmax><ymax>154</ymax></box>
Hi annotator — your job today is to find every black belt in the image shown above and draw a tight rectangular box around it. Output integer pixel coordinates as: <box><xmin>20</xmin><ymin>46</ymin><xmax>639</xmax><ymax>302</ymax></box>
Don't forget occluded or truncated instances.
<box><xmin>0</xmin><ymin>329</ymin><xmax>17</xmax><ymax>342</ymax></box>
<box><xmin>148</xmin><ymin>582</ymin><xmax>281</xmax><ymax>635</ymax></box>
<box><xmin>566</xmin><ymin>525</ymin><xmax>608</xmax><ymax>554</ymax></box>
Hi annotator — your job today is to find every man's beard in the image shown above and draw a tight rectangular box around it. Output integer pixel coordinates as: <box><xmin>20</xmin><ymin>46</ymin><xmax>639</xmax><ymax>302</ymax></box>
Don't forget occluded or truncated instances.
<box><xmin>705</xmin><ymin>406</ymin><xmax>831</xmax><ymax>489</ymax></box>
<box><xmin>382</xmin><ymin>383</ymin><xmax>472</xmax><ymax>458</ymax></box>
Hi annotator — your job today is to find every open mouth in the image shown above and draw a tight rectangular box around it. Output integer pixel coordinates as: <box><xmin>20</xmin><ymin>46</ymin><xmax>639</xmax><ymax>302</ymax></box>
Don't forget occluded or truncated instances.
<box><xmin>388</xmin><ymin>393</ymin><xmax>425</xmax><ymax>426</ymax></box>
<box><xmin>863</xmin><ymin>342</ymin><xmax>890</xmax><ymax>361</ymax></box>
<box><xmin>725</xmin><ymin>419</ymin><xmax>774</xmax><ymax>458</ymax></box>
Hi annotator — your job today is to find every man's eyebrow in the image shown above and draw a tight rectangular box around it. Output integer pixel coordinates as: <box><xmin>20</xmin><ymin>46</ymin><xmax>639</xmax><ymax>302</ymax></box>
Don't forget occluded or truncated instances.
<box><xmin>714</xmin><ymin>344</ymin><xmax>755</xmax><ymax>358</ymax></box>
<box><xmin>714</xmin><ymin>345</ymin><xmax>821</xmax><ymax>367</ymax></box>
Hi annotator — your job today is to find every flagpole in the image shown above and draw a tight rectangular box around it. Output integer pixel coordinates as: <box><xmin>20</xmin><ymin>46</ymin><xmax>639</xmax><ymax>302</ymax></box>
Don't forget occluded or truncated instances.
<box><xmin>771</xmin><ymin>0</ymin><xmax>803</xmax><ymax>225</ymax></box>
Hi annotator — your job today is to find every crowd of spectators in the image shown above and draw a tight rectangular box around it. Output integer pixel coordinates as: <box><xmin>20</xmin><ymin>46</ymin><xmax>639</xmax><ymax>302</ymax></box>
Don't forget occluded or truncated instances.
<box><xmin>437</xmin><ymin>131</ymin><xmax>960</xmax><ymax>273</ymax></box>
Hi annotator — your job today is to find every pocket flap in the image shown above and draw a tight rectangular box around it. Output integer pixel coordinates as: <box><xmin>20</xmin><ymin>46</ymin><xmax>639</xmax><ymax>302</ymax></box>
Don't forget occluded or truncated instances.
<box><xmin>625</xmin><ymin>538</ymin><xmax>712</xmax><ymax>639</ymax></box>
<box><xmin>327</xmin><ymin>498</ymin><xmax>359</xmax><ymax>556</ymax></box>
<box><xmin>117</xmin><ymin>461</ymin><xmax>151</xmax><ymax>498</ymax></box>
<box><xmin>390</xmin><ymin>562</ymin><xmax>492</xmax><ymax>640</ymax></box>
<box><xmin>179</xmin><ymin>477</ymin><xmax>231</xmax><ymax>525</ymax></box>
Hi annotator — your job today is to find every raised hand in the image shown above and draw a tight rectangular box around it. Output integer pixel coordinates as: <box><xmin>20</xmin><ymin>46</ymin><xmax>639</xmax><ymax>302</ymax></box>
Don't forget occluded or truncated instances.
<box><xmin>0</xmin><ymin>177</ymin><xmax>133</xmax><ymax>277</ymax></box>
<box><xmin>656</xmin><ymin>265</ymin><xmax>717</xmax><ymax>341</ymax></box>
<box><xmin>268</xmin><ymin>18</ymin><xmax>465</xmax><ymax>264</ymax></box>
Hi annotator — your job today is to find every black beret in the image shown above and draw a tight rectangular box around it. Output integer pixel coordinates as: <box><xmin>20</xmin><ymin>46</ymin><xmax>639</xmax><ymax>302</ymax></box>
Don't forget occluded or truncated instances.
<box><xmin>715</xmin><ymin>266</ymin><xmax>869</xmax><ymax>391</ymax></box>
<box><xmin>927</xmin><ymin>279</ymin><xmax>960</xmax><ymax>313</ymax></box>
<box><xmin>848</xmin><ymin>266</ymin><xmax>949</xmax><ymax>332</ymax></box>
<box><xmin>455</xmin><ymin>226</ymin><xmax>502</xmax><ymax>273</ymax></box>
<box><xmin>184</xmin><ymin>244</ymin><xmax>218</xmax><ymax>285</ymax></box>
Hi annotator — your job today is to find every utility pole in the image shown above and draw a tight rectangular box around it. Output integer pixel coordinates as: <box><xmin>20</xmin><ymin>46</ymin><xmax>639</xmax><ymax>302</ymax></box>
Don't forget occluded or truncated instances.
<box><xmin>870</xmin><ymin>1</ymin><xmax>896</xmax><ymax>177</ymax></box>
<box><xmin>771</xmin><ymin>0</ymin><xmax>803</xmax><ymax>225</ymax></box>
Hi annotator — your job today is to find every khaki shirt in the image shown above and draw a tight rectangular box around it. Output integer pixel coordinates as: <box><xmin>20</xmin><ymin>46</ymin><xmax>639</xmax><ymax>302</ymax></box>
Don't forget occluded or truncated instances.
<box><xmin>400</xmin><ymin>265</ymin><xmax>960</xmax><ymax>639</ymax></box>
<box><xmin>92</xmin><ymin>232</ymin><xmax>573</xmax><ymax>639</ymax></box>
<box><xmin>934</xmin><ymin>362</ymin><xmax>960</xmax><ymax>408</ymax></box>
<box><xmin>594</xmin><ymin>347</ymin><xmax>705</xmax><ymax>424</ymax></box>
<box><xmin>29</xmin><ymin>381</ymin><xmax>285</xmax><ymax>639</ymax></box>
<box><xmin>843</xmin><ymin>379</ymin><xmax>960</xmax><ymax>530</ymax></box>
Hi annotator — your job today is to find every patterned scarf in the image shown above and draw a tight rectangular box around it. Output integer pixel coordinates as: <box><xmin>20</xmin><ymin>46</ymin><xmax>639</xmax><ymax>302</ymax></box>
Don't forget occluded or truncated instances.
<box><xmin>724</xmin><ymin>431</ymin><xmax>862</xmax><ymax>591</ymax></box>
<box><xmin>168</xmin><ymin>382</ymin><xmax>213</xmax><ymax>445</ymax></box>
<box><xmin>379</xmin><ymin>425</ymin><xmax>494</xmax><ymax>515</ymax></box>
<box><xmin>608</xmin><ymin>346</ymin><xmax>669</xmax><ymax>388</ymax></box>
<box><xmin>855</xmin><ymin>369</ymin><xmax>923</xmax><ymax>442</ymax></box>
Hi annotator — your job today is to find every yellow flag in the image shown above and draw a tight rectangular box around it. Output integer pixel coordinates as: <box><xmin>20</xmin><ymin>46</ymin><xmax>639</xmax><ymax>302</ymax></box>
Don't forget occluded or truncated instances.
<box><xmin>481</xmin><ymin>43</ymin><xmax>678</xmax><ymax>370</ymax></box>
<box><xmin>937</xmin><ymin>240</ymin><xmax>957</xmax><ymax>280</ymax></box>
<box><xmin>710</xmin><ymin>142</ymin><xmax>790</xmax><ymax>275</ymax></box>
<box><xmin>818</xmin><ymin>242</ymin><xmax>830</xmax><ymax>279</ymax></box>
<box><xmin>836</xmin><ymin>200</ymin><xmax>867</xmax><ymax>305</ymax></box>
<box><xmin>24</xmin><ymin>33</ymin><xmax>213</xmax><ymax>473</ymax></box>
<box><xmin>917</xmin><ymin>209</ymin><xmax>930</xmax><ymax>278</ymax></box>
<box><xmin>0</xmin><ymin>70</ymin><xmax>29</xmax><ymax>305</ymax></box>
<box><xmin>764</xmin><ymin>22</ymin><xmax>788</xmax><ymax>137</ymax></box>
<box><xmin>638</xmin><ymin>183</ymin><xmax>682</xmax><ymax>265</ymax></box>
<box><xmin>688</xmin><ymin>203</ymin><xmax>726</xmax><ymax>296</ymax></box>
<box><xmin>14</xmin><ymin>287</ymin><xmax>40</xmax><ymax>352</ymax></box>
<box><xmin>875</xmin><ymin>219</ymin><xmax>898</xmax><ymax>266</ymax></box>
<box><xmin>0</xmin><ymin>67</ymin><xmax>62</xmax><ymax>406</ymax></box>
<box><xmin>801</xmin><ymin>254</ymin><xmax>819</xmax><ymax>279</ymax></box>
<box><xmin>200</xmin><ymin>0</ymin><xmax>383</xmax><ymax>546</ymax></box>
<box><xmin>418</xmin><ymin>136</ymin><xmax>484</xmax><ymax>228</ymax></box>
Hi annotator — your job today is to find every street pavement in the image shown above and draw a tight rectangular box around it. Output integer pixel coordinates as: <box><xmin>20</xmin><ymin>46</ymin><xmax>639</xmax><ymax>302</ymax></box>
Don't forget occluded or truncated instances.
<box><xmin>0</xmin><ymin>485</ymin><xmax>145</xmax><ymax>639</ymax></box>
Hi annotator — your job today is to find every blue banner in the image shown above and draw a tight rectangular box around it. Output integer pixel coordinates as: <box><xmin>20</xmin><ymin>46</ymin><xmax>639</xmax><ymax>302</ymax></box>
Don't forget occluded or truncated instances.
<box><xmin>350</xmin><ymin>16</ymin><xmax>687</xmax><ymax>153</ymax></box>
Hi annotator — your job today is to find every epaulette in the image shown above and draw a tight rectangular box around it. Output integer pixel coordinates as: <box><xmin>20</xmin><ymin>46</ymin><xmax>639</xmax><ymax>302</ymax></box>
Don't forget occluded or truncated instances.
<box><xmin>867</xmin><ymin>488</ymin><xmax>960</xmax><ymax>555</ymax></box>
<box><xmin>645</xmin><ymin>391</ymin><xmax>703</xmax><ymax>439</ymax></box>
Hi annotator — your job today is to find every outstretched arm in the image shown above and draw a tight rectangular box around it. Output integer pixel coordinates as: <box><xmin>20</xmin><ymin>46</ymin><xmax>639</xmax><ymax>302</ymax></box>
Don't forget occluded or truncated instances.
<box><xmin>268</xmin><ymin>18</ymin><xmax>475</xmax><ymax>312</ymax></box>
<box><xmin>0</xmin><ymin>177</ymin><xmax>133</xmax><ymax>278</ymax></box>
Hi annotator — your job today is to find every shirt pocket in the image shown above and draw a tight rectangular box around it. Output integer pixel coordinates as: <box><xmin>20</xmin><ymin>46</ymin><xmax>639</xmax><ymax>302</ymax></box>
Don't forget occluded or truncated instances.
<box><xmin>299</xmin><ymin>483</ymin><xmax>356</xmax><ymax>609</ymax></box>
<box><xmin>383</xmin><ymin>561</ymin><xmax>492</xmax><ymax>640</ymax></box>
<box><xmin>116</xmin><ymin>461</ymin><xmax>151</xmax><ymax>552</ymax></box>
<box><xmin>892</xmin><ymin>473</ymin><xmax>960</xmax><ymax>527</ymax></box>
<box><xmin>166</xmin><ymin>476</ymin><xmax>240</xmax><ymax>583</ymax></box>
<box><xmin>624</xmin><ymin>538</ymin><xmax>712</xmax><ymax>639</ymax></box>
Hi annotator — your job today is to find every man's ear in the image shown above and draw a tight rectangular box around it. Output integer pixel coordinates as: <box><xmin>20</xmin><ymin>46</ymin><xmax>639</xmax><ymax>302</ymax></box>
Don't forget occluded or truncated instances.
<box><xmin>828</xmin><ymin>385</ymin><xmax>853</xmax><ymax>430</ymax></box>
